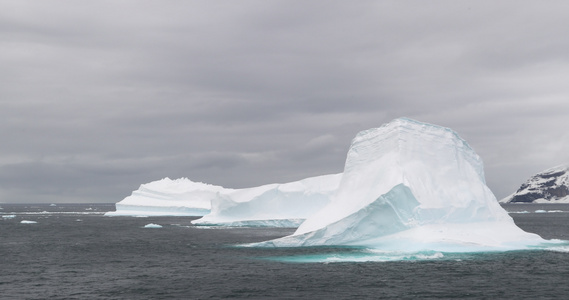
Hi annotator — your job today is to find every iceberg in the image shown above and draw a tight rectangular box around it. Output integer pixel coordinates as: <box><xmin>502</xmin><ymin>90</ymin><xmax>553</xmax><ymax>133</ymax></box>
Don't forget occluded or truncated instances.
<box><xmin>143</xmin><ymin>223</ymin><xmax>163</xmax><ymax>228</ymax></box>
<box><xmin>191</xmin><ymin>174</ymin><xmax>342</xmax><ymax>227</ymax></box>
<box><xmin>107</xmin><ymin>174</ymin><xmax>341</xmax><ymax>226</ymax></box>
<box><xmin>250</xmin><ymin>118</ymin><xmax>546</xmax><ymax>251</ymax></box>
<box><xmin>105</xmin><ymin>178</ymin><xmax>227</xmax><ymax>217</ymax></box>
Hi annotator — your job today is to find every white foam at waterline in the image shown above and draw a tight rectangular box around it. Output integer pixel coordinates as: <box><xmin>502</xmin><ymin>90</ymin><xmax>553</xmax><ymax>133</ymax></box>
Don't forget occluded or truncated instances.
<box><xmin>2</xmin><ymin>215</ymin><xmax>16</xmax><ymax>218</ymax></box>
<box><xmin>265</xmin><ymin>250</ymin><xmax>447</xmax><ymax>263</ymax></box>
<box><xmin>144</xmin><ymin>223</ymin><xmax>162</xmax><ymax>228</ymax></box>
<box><xmin>193</xmin><ymin>226</ymin><xmax>232</xmax><ymax>230</ymax></box>
<box><xmin>509</xmin><ymin>210</ymin><xmax>567</xmax><ymax>214</ymax></box>
<box><xmin>21</xmin><ymin>220</ymin><xmax>37</xmax><ymax>224</ymax></box>
<box><xmin>195</xmin><ymin>218</ymin><xmax>305</xmax><ymax>228</ymax></box>
<box><xmin>545</xmin><ymin>246</ymin><xmax>569</xmax><ymax>253</ymax></box>
<box><xmin>262</xmin><ymin>241</ymin><xmax>569</xmax><ymax>263</ymax></box>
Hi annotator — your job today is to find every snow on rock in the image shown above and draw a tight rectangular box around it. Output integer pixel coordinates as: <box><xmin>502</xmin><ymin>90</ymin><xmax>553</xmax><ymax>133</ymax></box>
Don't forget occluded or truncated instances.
<box><xmin>105</xmin><ymin>178</ymin><xmax>228</xmax><ymax>217</ymax></box>
<box><xmin>500</xmin><ymin>165</ymin><xmax>569</xmax><ymax>203</ymax></box>
<box><xmin>249</xmin><ymin>118</ymin><xmax>545</xmax><ymax>251</ymax></box>
<box><xmin>191</xmin><ymin>174</ymin><xmax>342</xmax><ymax>227</ymax></box>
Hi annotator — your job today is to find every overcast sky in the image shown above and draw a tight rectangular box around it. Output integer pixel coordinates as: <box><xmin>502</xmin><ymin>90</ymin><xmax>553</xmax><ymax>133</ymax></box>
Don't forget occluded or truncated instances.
<box><xmin>1</xmin><ymin>1</ymin><xmax>568</xmax><ymax>203</ymax></box>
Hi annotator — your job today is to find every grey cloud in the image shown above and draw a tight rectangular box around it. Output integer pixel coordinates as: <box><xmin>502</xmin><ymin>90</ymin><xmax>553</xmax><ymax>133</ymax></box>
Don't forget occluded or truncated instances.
<box><xmin>1</xmin><ymin>1</ymin><xmax>569</xmax><ymax>202</ymax></box>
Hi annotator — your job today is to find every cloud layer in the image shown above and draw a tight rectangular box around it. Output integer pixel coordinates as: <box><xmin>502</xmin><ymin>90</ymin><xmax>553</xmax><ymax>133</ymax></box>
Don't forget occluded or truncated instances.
<box><xmin>1</xmin><ymin>1</ymin><xmax>568</xmax><ymax>202</ymax></box>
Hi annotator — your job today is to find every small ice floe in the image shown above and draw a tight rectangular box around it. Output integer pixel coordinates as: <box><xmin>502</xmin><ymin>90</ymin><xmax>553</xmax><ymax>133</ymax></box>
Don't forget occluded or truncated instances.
<box><xmin>143</xmin><ymin>223</ymin><xmax>162</xmax><ymax>228</ymax></box>
<box><xmin>535</xmin><ymin>210</ymin><xmax>547</xmax><ymax>213</ymax></box>
<box><xmin>21</xmin><ymin>220</ymin><xmax>37</xmax><ymax>224</ymax></box>
<box><xmin>75</xmin><ymin>219</ymin><xmax>83</xmax><ymax>222</ymax></box>
<box><xmin>2</xmin><ymin>215</ymin><xmax>16</xmax><ymax>219</ymax></box>
<box><xmin>49</xmin><ymin>204</ymin><xmax>57</xmax><ymax>207</ymax></box>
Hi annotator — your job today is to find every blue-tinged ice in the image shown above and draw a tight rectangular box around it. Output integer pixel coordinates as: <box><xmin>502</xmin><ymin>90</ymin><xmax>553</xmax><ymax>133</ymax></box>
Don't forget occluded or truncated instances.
<box><xmin>107</xmin><ymin>173</ymin><xmax>340</xmax><ymax>225</ymax></box>
<box><xmin>191</xmin><ymin>174</ymin><xmax>341</xmax><ymax>227</ymax></box>
<box><xmin>250</xmin><ymin>118</ymin><xmax>548</xmax><ymax>252</ymax></box>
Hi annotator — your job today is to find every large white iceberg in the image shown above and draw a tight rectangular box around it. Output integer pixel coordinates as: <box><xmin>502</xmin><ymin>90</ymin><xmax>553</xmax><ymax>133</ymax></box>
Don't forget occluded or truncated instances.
<box><xmin>250</xmin><ymin>118</ymin><xmax>546</xmax><ymax>251</ymax></box>
<box><xmin>106</xmin><ymin>174</ymin><xmax>341</xmax><ymax>225</ymax></box>
<box><xmin>105</xmin><ymin>178</ymin><xmax>226</xmax><ymax>216</ymax></box>
<box><xmin>191</xmin><ymin>174</ymin><xmax>342</xmax><ymax>227</ymax></box>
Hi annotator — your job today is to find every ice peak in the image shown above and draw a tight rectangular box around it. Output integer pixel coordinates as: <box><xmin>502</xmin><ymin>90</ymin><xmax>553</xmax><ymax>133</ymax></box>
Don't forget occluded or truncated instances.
<box><xmin>251</xmin><ymin>118</ymin><xmax>542</xmax><ymax>250</ymax></box>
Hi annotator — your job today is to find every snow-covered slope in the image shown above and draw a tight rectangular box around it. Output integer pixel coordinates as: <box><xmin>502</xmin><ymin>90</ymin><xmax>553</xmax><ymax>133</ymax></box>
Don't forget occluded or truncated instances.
<box><xmin>105</xmin><ymin>178</ymin><xmax>228</xmax><ymax>216</ymax></box>
<box><xmin>250</xmin><ymin>118</ymin><xmax>544</xmax><ymax>251</ymax></box>
<box><xmin>191</xmin><ymin>174</ymin><xmax>342</xmax><ymax>227</ymax></box>
<box><xmin>500</xmin><ymin>165</ymin><xmax>569</xmax><ymax>203</ymax></box>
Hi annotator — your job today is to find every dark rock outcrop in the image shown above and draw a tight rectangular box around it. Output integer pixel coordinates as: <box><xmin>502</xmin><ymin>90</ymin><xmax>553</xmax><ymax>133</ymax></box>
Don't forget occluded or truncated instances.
<box><xmin>500</xmin><ymin>165</ymin><xmax>569</xmax><ymax>203</ymax></box>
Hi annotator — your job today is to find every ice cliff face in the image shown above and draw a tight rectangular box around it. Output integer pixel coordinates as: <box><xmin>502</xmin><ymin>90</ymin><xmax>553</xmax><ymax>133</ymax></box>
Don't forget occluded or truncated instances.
<box><xmin>500</xmin><ymin>165</ymin><xmax>569</xmax><ymax>203</ymax></box>
<box><xmin>191</xmin><ymin>174</ymin><xmax>342</xmax><ymax>227</ymax></box>
<box><xmin>105</xmin><ymin>178</ymin><xmax>227</xmax><ymax>216</ymax></box>
<box><xmin>106</xmin><ymin>174</ymin><xmax>341</xmax><ymax>223</ymax></box>
<box><xmin>251</xmin><ymin>118</ymin><xmax>544</xmax><ymax>250</ymax></box>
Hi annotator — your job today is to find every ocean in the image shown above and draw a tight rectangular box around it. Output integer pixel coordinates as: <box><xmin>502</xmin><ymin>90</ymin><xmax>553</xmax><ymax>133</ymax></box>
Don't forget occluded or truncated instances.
<box><xmin>1</xmin><ymin>203</ymin><xmax>569</xmax><ymax>299</ymax></box>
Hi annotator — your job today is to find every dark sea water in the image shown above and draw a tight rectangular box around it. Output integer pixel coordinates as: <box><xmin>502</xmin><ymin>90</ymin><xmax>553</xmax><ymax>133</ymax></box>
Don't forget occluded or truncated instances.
<box><xmin>1</xmin><ymin>203</ymin><xmax>569</xmax><ymax>299</ymax></box>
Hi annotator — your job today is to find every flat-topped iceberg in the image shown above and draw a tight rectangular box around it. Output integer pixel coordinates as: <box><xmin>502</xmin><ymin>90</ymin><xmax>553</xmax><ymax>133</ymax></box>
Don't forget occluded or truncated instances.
<box><xmin>106</xmin><ymin>174</ymin><xmax>341</xmax><ymax>225</ymax></box>
<box><xmin>105</xmin><ymin>178</ymin><xmax>227</xmax><ymax>216</ymax></box>
<box><xmin>250</xmin><ymin>118</ymin><xmax>546</xmax><ymax>251</ymax></box>
<box><xmin>191</xmin><ymin>174</ymin><xmax>342</xmax><ymax>227</ymax></box>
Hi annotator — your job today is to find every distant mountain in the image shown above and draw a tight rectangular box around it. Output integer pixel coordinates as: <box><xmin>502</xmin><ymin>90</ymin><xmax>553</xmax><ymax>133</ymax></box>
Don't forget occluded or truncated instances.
<box><xmin>500</xmin><ymin>164</ymin><xmax>569</xmax><ymax>203</ymax></box>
